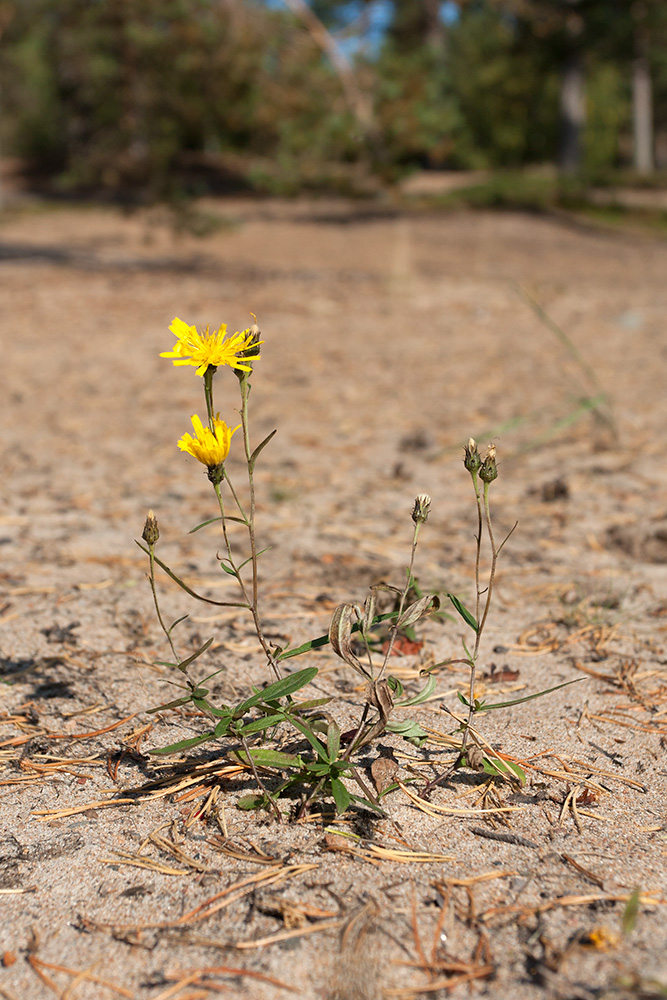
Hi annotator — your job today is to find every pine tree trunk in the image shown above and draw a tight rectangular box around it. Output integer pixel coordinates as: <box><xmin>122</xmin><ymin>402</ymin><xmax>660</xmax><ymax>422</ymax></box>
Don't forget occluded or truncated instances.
<box><xmin>558</xmin><ymin>52</ymin><xmax>585</xmax><ymax>174</ymax></box>
<box><xmin>632</xmin><ymin>55</ymin><xmax>654</xmax><ymax>173</ymax></box>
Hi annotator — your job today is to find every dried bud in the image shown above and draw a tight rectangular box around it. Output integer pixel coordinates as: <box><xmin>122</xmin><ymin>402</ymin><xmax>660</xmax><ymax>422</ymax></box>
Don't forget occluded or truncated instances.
<box><xmin>479</xmin><ymin>444</ymin><xmax>498</xmax><ymax>484</ymax></box>
<box><xmin>463</xmin><ymin>437</ymin><xmax>482</xmax><ymax>474</ymax></box>
<box><xmin>411</xmin><ymin>493</ymin><xmax>431</xmax><ymax>524</ymax></box>
<box><xmin>142</xmin><ymin>510</ymin><xmax>160</xmax><ymax>546</ymax></box>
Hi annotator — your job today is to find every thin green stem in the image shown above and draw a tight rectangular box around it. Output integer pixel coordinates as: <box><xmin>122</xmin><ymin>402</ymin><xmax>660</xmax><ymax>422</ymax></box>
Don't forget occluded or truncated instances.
<box><xmin>238</xmin><ymin>373</ymin><xmax>281</xmax><ymax>680</ymax></box>
<box><xmin>147</xmin><ymin>546</ymin><xmax>179</xmax><ymax>665</ymax></box>
<box><xmin>203</xmin><ymin>367</ymin><xmax>216</xmax><ymax>428</ymax></box>
<box><xmin>463</xmin><ymin>480</ymin><xmax>497</xmax><ymax>741</ymax></box>
<box><xmin>377</xmin><ymin>521</ymin><xmax>421</xmax><ymax>682</ymax></box>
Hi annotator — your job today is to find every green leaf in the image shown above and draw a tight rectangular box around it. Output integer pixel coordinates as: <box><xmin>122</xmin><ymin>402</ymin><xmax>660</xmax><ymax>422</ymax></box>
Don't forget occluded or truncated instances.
<box><xmin>448</xmin><ymin>594</ymin><xmax>478</xmax><ymax>633</ymax></box>
<box><xmin>474</xmin><ymin>677</ymin><xmax>584</xmax><ymax>711</ymax></box>
<box><xmin>457</xmin><ymin>691</ymin><xmax>470</xmax><ymax>707</ymax></box>
<box><xmin>168</xmin><ymin>614</ymin><xmax>189</xmax><ymax>633</ymax></box>
<box><xmin>622</xmin><ymin>887</ymin><xmax>641</xmax><ymax>936</ymax></box>
<box><xmin>331</xmin><ymin>777</ymin><xmax>351</xmax><ymax>815</ymax></box>
<box><xmin>480</xmin><ymin>756</ymin><xmax>526</xmax><ymax>785</ymax></box>
<box><xmin>236</xmin><ymin>793</ymin><xmax>269</xmax><ymax>811</ymax></box>
<box><xmin>348</xmin><ymin>792</ymin><xmax>386</xmax><ymax>816</ymax></box>
<box><xmin>286</xmin><ymin>715</ymin><xmax>330</xmax><ymax>761</ymax></box>
<box><xmin>219</xmin><ymin>561</ymin><xmax>238</xmax><ymax>576</ymax></box>
<box><xmin>135</xmin><ymin>540</ymin><xmax>248</xmax><ymax>608</ymax></box>
<box><xmin>289</xmin><ymin>696</ymin><xmax>332</xmax><ymax>712</ymax></box>
<box><xmin>176</xmin><ymin>637</ymin><xmax>215</xmax><ymax>672</ymax></box>
<box><xmin>189</xmin><ymin>515</ymin><xmax>247</xmax><ymax>533</ymax></box>
<box><xmin>385</xmin><ymin>719</ymin><xmax>429</xmax><ymax>747</ymax></box>
<box><xmin>234</xmin><ymin>667</ymin><xmax>318</xmax><ymax>716</ymax></box>
<box><xmin>386</xmin><ymin>676</ymin><xmax>405</xmax><ymax>698</ymax></box>
<box><xmin>236</xmin><ymin>712</ymin><xmax>284</xmax><ymax>736</ymax></box>
<box><xmin>395</xmin><ymin>673</ymin><xmax>437</xmax><ymax>707</ymax></box>
<box><xmin>249</xmin><ymin>428</ymin><xmax>277</xmax><ymax>472</ymax></box>
<box><xmin>236</xmin><ymin>547</ymin><xmax>272</xmax><ymax>572</ymax></box>
<box><xmin>146</xmin><ymin>694</ymin><xmax>193</xmax><ymax>714</ymax></box>
<box><xmin>239</xmin><ymin>748</ymin><xmax>302</xmax><ymax>769</ymax></box>
<box><xmin>326</xmin><ymin>720</ymin><xmax>341</xmax><ymax>763</ymax></box>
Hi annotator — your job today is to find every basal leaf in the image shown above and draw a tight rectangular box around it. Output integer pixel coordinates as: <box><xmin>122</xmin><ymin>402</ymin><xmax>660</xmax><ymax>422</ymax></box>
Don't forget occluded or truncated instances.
<box><xmin>331</xmin><ymin>777</ymin><xmax>351</xmax><ymax>815</ymax></box>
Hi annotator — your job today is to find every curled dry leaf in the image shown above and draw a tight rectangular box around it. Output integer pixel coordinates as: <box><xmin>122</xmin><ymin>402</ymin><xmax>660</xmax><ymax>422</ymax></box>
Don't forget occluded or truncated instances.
<box><xmin>371</xmin><ymin>756</ymin><xmax>399</xmax><ymax>795</ymax></box>
<box><xmin>396</xmin><ymin>594</ymin><xmax>440</xmax><ymax>630</ymax></box>
<box><xmin>466</xmin><ymin>745</ymin><xmax>486</xmax><ymax>771</ymax></box>
<box><xmin>329</xmin><ymin>603</ymin><xmax>369</xmax><ymax>678</ymax></box>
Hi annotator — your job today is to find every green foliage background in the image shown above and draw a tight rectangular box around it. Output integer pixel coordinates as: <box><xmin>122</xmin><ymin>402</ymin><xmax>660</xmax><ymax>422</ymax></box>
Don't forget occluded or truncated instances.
<box><xmin>1</xmin><ymin>0</ymin><xmax>666</xmax><ymax>197</ymax></box>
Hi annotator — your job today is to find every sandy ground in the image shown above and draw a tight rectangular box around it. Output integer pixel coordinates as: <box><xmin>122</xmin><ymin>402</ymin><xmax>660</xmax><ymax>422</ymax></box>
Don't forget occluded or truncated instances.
<box><xmin>1</xmin><ymin>195</ymin><xmax>667</xmax><ymax>1000</ymax></box>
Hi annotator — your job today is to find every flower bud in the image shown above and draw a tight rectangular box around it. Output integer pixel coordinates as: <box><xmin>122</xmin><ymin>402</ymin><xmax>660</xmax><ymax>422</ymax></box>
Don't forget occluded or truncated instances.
<box><xmin>479</xmin><ymin>443</ymin><xmax>498</xmax><ymax>484</ymax></box>
<box><xmin>463</xmin><ymin>437</ymin><xmax>481</xmax><ymax>474</ymax></box>
<box><xmin>142</xmin><ymin>510</ymin><xmax>160</xmax><ymax>546</ymax></box>
<box><xmin>411</xmin><ymin>494</ymin><xmax>431</xmax><ymax>524</ymax></box>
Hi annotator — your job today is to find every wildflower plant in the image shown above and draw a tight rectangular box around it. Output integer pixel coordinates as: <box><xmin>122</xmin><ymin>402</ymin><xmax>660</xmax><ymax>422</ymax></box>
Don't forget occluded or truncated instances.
<box><xmin>140</xmin><ymin>316</ymin><xmax>572</xmax><ymax>819</ymax></box>
<box><xmin>138</xmin><ymin>314</ymin><xmax>446</xmax><ymax>819</ymax></box>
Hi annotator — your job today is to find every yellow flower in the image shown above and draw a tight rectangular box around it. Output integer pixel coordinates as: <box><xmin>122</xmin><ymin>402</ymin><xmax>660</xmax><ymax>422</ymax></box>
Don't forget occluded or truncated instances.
<box><xmin>160</xmin><ymin>317</ymin><xmax>262</xmax><ymax>376</ymax></box>
<box><xmin>178</xmin><ymin>414</ymin><xmax>240</xmax><ymax>468</ymax></box>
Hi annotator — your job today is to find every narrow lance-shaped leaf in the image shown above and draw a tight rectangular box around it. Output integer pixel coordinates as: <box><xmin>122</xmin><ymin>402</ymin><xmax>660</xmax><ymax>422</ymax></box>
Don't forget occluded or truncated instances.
<box><xmin>249</xmin><ymin>428</ymin><xmax>277</xmax><ymax>472</ymax></box>
<box><xmin>474</xmin><ymin>677</ymin><xmax>584</xmax><ymax>711</ymax></box>
<box><xmin>135</xmin><ymin>540</ymin><xmax>248</xmax><ymax>608</ymax></box>
<box><xmin>327</xmin><ymin>720</ymin><xmax>341</xmax><ymax>763</ymax></box>
<box><xmin>448</xmin><ymin>594</ymin><xmax>478</xmax><ymax>633</ymax></box>
<box><xmin>395</xmin><ymin>672</ymin><xmax>437</xmax><ymax>707</ymax></box>
<box><xmin>238</xmin><ymin>748</ymin><xmax>303</xmax><ymax>769</ymax></box>
<box><xmin>233</xmin><ymin>666</ymin><xmax>318</xmax><ymax>716</ymax></box>
<box><xmin>189</xmin><ymin>515</ymin><xmax>247</xmax><ymax>534</ymax></box>
<box><xmin>176</xmin><ymin>636</ymin><xmax>215</xmax><ymax>673</ymax></box>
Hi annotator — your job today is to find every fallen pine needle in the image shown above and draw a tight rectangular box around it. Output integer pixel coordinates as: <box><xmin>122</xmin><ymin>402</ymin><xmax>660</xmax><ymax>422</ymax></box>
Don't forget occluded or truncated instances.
<box><xmin>33</xmin><ymin>798</ymin><xmax>135</xmax><ymax>820</ymax></box>
<box><xmin>27</xmin><ymin>957</ymin><xmax>132</xmax><ymax>998</ymax></box>
<box><xmin>235</xmin><ymin>918</ymin><xmax>345</xmax><ymax>949</ymax></box>
<box><xmin>399</xmin><ymin>782</ymin><xmax>523</xmax><ymax>817</ymax></box>
<box><xmin>44</xmin><ymin>714</ymin><xmax>138</xmax><ymax>740</ymax></box>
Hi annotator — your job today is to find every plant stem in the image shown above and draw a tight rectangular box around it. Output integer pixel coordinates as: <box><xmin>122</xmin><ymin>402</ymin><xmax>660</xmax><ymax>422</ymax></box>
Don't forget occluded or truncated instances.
<box><xmin>377</xmin><ymin>521</ymin><xmax>421</xmax><ymax>681</ymax></box>
<box><xmin>462</xmin><ymin>480</ymin><xmax>497</xmax><ymax>746</ymax></box>
<box><xmin>238</xmin><ymin>374</ymin><xmax>281</xmax><ymax>679</ymax></box>
<box><xmin>147</xmin><ymin>546</ymin><xmax>180</xmax><ymax>666</ymax></box>
<box><xmin>203</xmin><ymin>367</ymin><xmax>216</xmax><ymax>428</ymax></box>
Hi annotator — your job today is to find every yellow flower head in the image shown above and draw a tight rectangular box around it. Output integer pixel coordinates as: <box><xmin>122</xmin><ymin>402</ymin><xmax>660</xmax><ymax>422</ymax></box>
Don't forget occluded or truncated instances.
<box><xmin>161</xmin><ymin>317</ymin><xmax>262</xmax><ymax>376</ymax></box>
<box><xmin>178</xmin><ymin>414</ymin><xmax>240</xmax><ymax>468</ymax></box>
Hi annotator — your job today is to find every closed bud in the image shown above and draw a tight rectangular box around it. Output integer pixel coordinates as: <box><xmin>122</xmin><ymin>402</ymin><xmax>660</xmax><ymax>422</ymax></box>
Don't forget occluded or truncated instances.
<box><xmin>411</xmin><ymin>493</ymin><xmax>431</xmax><ymax>524</ymax></box>
<box><xmin>479</xmin><ymin>444</ymin><xmax>498</xmax><ymax>484</ymax></box>
<box><xmin>463</xmin><ymin>437</ymin><xmax>481</xmax><ymax>474</ymax></box>
<box><xmin>142</xmin><ymin>510</ymin><xmax>160</xmax><ymax>546</ymax></box>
